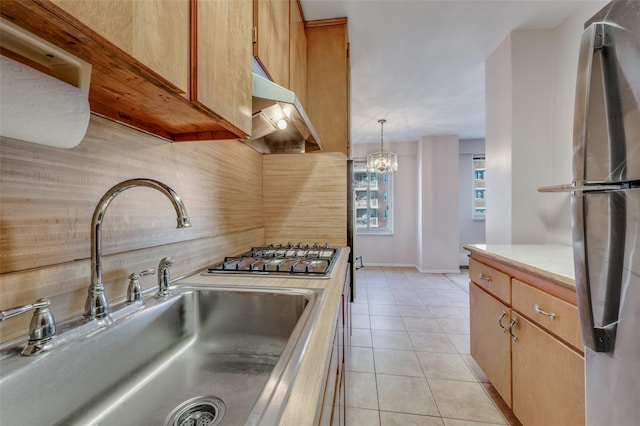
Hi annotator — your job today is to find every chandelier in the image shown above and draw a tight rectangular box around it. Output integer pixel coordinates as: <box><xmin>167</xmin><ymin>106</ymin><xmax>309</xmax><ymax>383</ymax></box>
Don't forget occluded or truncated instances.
<box><xmin>367</xmin><ymin>119</ymin><xmax>398</xmax><ymax>173</ymax></box>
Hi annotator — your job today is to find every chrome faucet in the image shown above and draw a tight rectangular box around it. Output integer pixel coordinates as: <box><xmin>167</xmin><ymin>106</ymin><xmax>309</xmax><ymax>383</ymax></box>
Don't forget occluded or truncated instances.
<box><xmin>155</xmin><ymin>257</ymin><xmax>174</xmax><ymax>298</ymax></box>
<box><xmin>85</xmin><ymin>179</ymin><xmax>191</xmax><ymax>320</ymax></box>
<box><xmin>0</xmin><ymin>298</ymin><xmax>56</xmax><ymax>355</ymax></box>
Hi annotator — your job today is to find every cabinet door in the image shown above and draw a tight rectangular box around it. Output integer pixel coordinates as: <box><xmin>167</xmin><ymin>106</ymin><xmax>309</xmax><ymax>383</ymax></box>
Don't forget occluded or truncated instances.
<box><xmin>470</xmin><ymin>283</ymin><xmax>512</xmax><ymax>407</ymax></box>
<box><xmin>511</xmin><ymin>314</ymin><xmax>585</xmax><ymax>426</ymax></box>
<box><xmin>254</xmin><ymin>0</ymin><xmax>290</xmax><ymax>87</ymax></box>
<box><xmin>51</xmin><ymin>0</ymin><xmax>189</xmax><ymax>93</ymax></box>
<box><xmin>289</xmin><ymin>0</ymin><xmax>307</xmax><ymax>107</ymax></box>
<box><xmin>306</xmin><ymin>20</ymin><xmax>349</xmax><ymax>155</ymax></box>
<box><xmin>196</xmin><ymin>0</ymin><xmax>252</xmax><ymax>136</ymax></box>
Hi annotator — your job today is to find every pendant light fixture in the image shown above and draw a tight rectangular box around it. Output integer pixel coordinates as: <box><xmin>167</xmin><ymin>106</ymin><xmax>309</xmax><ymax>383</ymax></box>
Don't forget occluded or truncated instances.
<box><xmin>367</xmin><ymin>119</ymin><xmax>398</xmax><ymax>173</ymax></box>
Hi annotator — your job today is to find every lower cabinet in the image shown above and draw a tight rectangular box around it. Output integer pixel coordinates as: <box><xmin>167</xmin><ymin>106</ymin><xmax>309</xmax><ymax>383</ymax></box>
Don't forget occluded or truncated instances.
<box><xmin>469</xmin><ymin>255</ymin><xmax>585</xmax><ymax>426</ymax></box>
<box><xmin>318</xmin><ymin>265</ymin><xmax>351</xmax><ymax>425</ymax></box>
<box><xmin>511</xmin><ymin>314</ymin><xmax>585</xmax><ymax>426</ymax></box>
<box><xmin>469</xmin><ymin>283</ymin><xmax>511</xmax><ymax>407</ymax></box>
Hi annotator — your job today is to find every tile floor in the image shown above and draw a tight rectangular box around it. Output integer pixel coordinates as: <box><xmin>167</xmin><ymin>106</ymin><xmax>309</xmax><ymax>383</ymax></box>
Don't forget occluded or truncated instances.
<box><xmin>346</xmin><ymin>266</ymin><xmax>521</xmax><ymax>426</ymax></box>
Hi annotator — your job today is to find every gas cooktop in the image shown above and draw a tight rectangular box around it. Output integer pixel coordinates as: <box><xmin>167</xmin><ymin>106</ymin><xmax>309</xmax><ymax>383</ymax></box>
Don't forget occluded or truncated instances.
<box><xmin>204</xmin><ymin>243</ymin><xmax>340</xmax><ymax>279</ymax></box>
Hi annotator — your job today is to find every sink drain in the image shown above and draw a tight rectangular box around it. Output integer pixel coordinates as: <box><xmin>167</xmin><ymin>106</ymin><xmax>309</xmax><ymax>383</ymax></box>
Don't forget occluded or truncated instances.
<box><xmin>165</xmin><ymin>396</ymin><xmax>226</xmax><ymax>426</ymax></box>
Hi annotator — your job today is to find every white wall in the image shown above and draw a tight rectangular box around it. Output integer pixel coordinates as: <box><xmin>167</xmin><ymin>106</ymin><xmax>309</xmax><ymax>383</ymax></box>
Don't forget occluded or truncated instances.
<box><xmin>459</xmin><ymin>139</ymin><xmax>486</xmax><ymax>266</ymax></box>
<box><xmin>485</xmin><ymin>0</ymin><xmax>607</xmax><ymax>245</ymax></box>
<box><xmin>352</xmin><ymin>141</ymin><xmax>418</xmax><ymax>267</ymax></box>
<box><xmin>485</xmin><ymin>34</ymin><xmax>513</xmax><ymax>244</ymax></box>
<box><xmin>418</xmin><ymin>135</ymin><xmax>460</xmax><ymax>273</ymax></box>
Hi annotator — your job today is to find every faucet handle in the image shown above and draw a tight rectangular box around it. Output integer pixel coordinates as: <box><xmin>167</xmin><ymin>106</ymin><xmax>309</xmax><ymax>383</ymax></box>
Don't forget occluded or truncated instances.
<box><xmin>127</xmin><ymin>269</ymin><xmax>155</xmax><ymax>303</ymax></box>
<box><xmin>155</xmin><ymin>257</ymin><xmax>174</xmax><ymax>298</ymax></box>
<box><xmin>0</xmin><ymin>298</ymin><xmax>56</xmax><ymax>356</ymax></box>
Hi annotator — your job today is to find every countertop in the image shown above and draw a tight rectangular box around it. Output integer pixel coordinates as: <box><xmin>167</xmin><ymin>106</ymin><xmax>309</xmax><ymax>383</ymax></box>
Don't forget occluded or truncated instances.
<box><xmin>176</xmin><ymin>248</ymin><xmax>350</xmax><ymax>426</ymax></box>
<box><xmin>464</xmin><ymin>244</ymin><xmax>575</xmax><ymax>288</ymax></box>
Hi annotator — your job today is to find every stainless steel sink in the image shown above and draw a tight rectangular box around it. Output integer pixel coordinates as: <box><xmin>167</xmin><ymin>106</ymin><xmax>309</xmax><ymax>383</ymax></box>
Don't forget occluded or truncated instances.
<box><xmin>0</xmin><ymin>285</ymin><xmax>323</xmax><ymax>426</ymax></box>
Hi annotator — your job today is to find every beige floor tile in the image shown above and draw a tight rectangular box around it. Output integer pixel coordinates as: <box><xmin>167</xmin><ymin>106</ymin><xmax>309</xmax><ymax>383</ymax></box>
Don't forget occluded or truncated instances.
<box><xmin>393</xmin><ymin>293</ymin><xmax>424</xmax><ymax>305</ymax></box>
<box><xmin>348</xmin><ymin>408</ymin><xmax>381</xmax><ymax>426</ymax></box>
<box><xmin>436</xmin><ymin>318</ymin><xmax>470</xmax><ymax>334</ymax></box>
<box><xmin>447</xmin><ymin>333</ymin><xmax>470</xmax><ymax>355</ymax></box>
<box><xmin>429</xmin><ymin>307</ymin><xmax>466</xmax><ymax>319</ymax></box>
<box><xmin>421</xmin><ymin>296</ymin><xmax>455</xmax><ymax>307</ymax></box>
<box><xmin>398</xmin><ymin>305</ymin><xmax>433</xmax><ymax>318</ymax></box>
<box><xmin>376</xmin><ymin>374</ymin><xmax>440</xmax><ymax>416</ymax></box>
<box><xmin>347</xmin><ymin>372</ymin><xmax>379</xmax><ymax>410</ymax></box>
<box><xmin>409</xmin><ymin>332</ymin><xmax>458</xmax><ymax>353</ymax></box>
<box><xmin>368</xmin><ymin>289</ymin><xmax>394</xmax><ymax>298</ymax></box>
<box><xmin>369</xmin><ymin>296</ymin><xmax>397</xmax><ymax>305</ymax></box>
<box><xmin>429</xmin><ymin>379</ymin><xmax>506</xmax><ymax>424</ymax></box>
<box><xmin>352</xmin><ymin>328</ymin><xmax>373</xmax><ymax>348</ymax></box>
<box><xmin>352</xmin><ymin>303</ymin><xmax>370</xmax><ymax>315</ymax></box>
<box><xmin>374</xmin><ymin>348</ymin><xmax>424</xmax><ymax>377</ymax></box>
<box><xmin>416</xmin><ymin>352</ymin><xmax>477</xmax><ymax>382</ymax></box>
<box><xmin>369</xmin><ymin>304</ymin><xmax>401</xmax><ymax>316</ymax></box>
<box><xmin>443</xmin><ymin>418</ymin><xmax>504</xmax><ymax>426</ymax></box>
<box><xmin>349</xmin><ymin>346</ymin><xmax>375</xmax><ymax>373</ymax></box>
<box><xmin>380</xmin><ymin>411</ymin><xmax>444</xmax><ymax>426</ymax></box>
<box><xmin>353</xmin><ymin>314</ymin><xmax>371</xmax><ymax>329</ymax></box>
<box><xmin>403</xmin><ymin>317</ymin><xmax>443</xmax><ymax>333</ymax></box>
<box><xmin>371</xmin><ymin>330</ymin><xmax>414</xmax><ymax>350</ymax></box>
<box><xmin>461</xmin><ymin>354</ymin><xmax>489</xmax><ymax>383</ymax></box>
<box><xmin>370</xmin><ymin>315</ymin><xmax>406</xmax><ymax>331</ymax></box>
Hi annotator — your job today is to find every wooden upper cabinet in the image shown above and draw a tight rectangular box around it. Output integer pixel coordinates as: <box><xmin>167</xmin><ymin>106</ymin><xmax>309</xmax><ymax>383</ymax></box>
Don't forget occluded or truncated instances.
<box><xmin>306</xmin><ymin>19</ymin><xmax>350</xmax><ymax>155</ymax></box>
<box><xmin>195</xmin><ymin>0</ymin><xmax>252</xmax><ymax>136</ymax></box>
<box><xmin>50</xmin><ymin>0</ymin><xmax>189</xmax><ymax>94</ymax></box>
<box><xmin>3</xmin><ymin>0</ymin><xmax>251</xmax><ymax>141</ymax></box>
<box><xmin>254</xmin><ymin>0</ymin><xmax>290</xmax><ymax>88</ymax></box>
<box><xmin>289</xmin><ymin>0</ymin><xmax>306</xmax><ymax>108</ymax></box>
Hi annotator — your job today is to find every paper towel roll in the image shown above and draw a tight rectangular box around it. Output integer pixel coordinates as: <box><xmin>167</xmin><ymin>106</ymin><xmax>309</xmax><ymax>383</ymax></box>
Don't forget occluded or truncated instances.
<box><xmin>0</xmin><ymin>55</ymin><xmax>90</xmax><ymax>148</ymax></box>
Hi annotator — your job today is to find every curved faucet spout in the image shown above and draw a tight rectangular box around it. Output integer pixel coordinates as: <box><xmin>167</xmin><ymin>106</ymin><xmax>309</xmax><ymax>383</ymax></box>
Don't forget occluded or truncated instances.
<box><xmin>85</xmin><ymin>178</ymin><xmax>191</xmax><ymax>320</ymax></box>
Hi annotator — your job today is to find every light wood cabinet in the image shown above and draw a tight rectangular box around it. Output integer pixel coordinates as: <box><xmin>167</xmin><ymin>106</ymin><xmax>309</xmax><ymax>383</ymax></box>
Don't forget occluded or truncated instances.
<box><xmin>469</xmin><ymin>253</ymin><xmax>585</xmax><ymax>425</ymax></box>
<box><xmin>4</xmin><ymin>0</ymin><xmax>250</xmax><ymax>141</ymax></box>
<box><xmin>511</xmin><ymin>313</ymin><xmax>585</xmax><ymax>426</ymax></box>
<box><xmin>317</xmin><ymin>265</ymin><xmax>351</xmax><ymax>425</ymax></box>
<box><xmin>253</xmin><ymin>0</ymin><xmax>290</xmax><ymax>88</ymax></box>
<box><xmin>470</xmin><ymin>283</ymin><xmax>512</xmax><ymax>407</ymax></box>
<box><xmin>50</xmin><ymin>0</ymin><xmax>189</xmax><ymax>94</ymax></box>
<box><xmin>289</xmin><ymin>0</ymin><xmax>307</xmax><ymax>108</ymax></box>
<box><xmin>195</xmin><ymin>0</ymin><xmax>252</xmax><ymax>136</ymax></box>
<box><xmin>306</xmin><ymin>18</ymin><xmax>350</xmax><ymax>155</ymax></box>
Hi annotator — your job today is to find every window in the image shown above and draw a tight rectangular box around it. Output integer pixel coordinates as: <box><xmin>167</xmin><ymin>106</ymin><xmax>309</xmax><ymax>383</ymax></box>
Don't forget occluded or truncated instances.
<box><xmin>354</xmin><ymin>160</ymin><xmax>393</xmax><ymax>234</ymax></box>
<box><xmin>473</xmin><ymin>155</ymin><xmax>486</xmax><ymax>220</ymax></box>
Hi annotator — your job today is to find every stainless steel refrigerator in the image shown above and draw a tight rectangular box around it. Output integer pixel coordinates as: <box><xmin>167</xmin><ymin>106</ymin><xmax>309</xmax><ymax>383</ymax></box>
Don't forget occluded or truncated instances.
<box><xmin>571</xmin><ymin>1</ymin><xmax>639</xmax><ymax>424</ymax></box>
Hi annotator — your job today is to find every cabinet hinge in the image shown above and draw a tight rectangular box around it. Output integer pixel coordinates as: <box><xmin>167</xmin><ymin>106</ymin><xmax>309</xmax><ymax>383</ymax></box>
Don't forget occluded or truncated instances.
<box><xmin>252</xmin><ymin>26</ymin><xmax>257</xmax><ymax>43</ymax></box>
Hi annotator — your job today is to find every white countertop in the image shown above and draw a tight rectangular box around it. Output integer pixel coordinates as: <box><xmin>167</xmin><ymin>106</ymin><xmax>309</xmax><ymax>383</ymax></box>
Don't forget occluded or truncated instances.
<box><xmin>464</xmin><ymin>244</ymin><xmax>575</xmax><ymax>286</ymax></box>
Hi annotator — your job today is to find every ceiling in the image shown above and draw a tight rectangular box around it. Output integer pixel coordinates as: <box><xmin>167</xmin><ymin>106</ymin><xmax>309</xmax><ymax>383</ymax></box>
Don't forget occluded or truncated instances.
<box><xmin>300</xmin><ymin>0</ymin><xmax>593</xmax><ymax>145</ymax></box>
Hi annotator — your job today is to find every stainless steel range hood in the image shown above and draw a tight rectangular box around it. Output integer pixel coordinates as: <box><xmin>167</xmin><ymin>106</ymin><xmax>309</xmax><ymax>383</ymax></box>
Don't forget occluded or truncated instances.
<box><xmin>246</xmin><ymin>72</ymin><xmax>322</xmax><ymax>153</ymax></box>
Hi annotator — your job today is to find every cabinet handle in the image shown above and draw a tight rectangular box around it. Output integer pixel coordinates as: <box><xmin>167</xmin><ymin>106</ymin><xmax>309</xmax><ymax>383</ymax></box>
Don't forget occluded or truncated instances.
<box><xmin>534</xmin><ymin>304</ymin><xmax>556</xmax><ymax>320</ymax></box>
<box><xmin>498</xmin><ymin>311</ymin><xmax>507</xmax><ymax>332</ymax></box>
<box><xmin>509</xmin><ymin>317</ymin><xmax>518</xmax><ymax>342</ymax></box>
<box><xmin>479</xmin><ymin>273</ymin><xmax>492</xmax><ymax>282</ymax></box>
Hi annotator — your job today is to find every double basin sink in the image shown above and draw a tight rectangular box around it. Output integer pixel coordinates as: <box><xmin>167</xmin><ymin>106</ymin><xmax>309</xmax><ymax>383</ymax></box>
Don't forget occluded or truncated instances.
<box><xmin>0</xmin><ymin>284</ymin><xmax>323</xmax><ymax>425</ymax></box>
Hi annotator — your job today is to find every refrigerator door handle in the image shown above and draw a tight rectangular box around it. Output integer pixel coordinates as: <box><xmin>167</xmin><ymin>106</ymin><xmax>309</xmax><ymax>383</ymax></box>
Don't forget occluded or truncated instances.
<box><xmin>573</xmin><ymin>23</ymin><xmax>602</xmax><ymax>185</ymax></box>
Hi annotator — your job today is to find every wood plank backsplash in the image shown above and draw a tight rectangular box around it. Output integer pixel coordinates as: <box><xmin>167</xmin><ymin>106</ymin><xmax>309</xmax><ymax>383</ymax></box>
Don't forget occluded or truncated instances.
<box><xmin>1</xmin><ymin>115</ymin><xmax>263</xmax><ymax>273</ymax></box>
<box><xmin>0</xmin><ymin>115</ymin><xmax>348</xmax><ymax>344</ymax></box>
<box><xmin>263</xmin><ymin>153</ymin><xmax>347</xmax><ymax>247</ymax></box>
<box><xmin>0</xmin><ymin>115</ymin><xmax>264</xmax><ymax>342</ymax></box>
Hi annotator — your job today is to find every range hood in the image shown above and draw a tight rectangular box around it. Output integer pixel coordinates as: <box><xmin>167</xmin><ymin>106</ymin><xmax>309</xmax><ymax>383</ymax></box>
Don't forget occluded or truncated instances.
<box><xmin>246</xmin><ymin>72</ymin><xmax>322</xmax><ymax>153</ymax></box>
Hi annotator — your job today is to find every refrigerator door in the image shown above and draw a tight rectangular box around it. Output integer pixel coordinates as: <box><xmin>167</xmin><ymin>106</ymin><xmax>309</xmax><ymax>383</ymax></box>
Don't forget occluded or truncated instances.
<box><xmin>581</xmin><ymin>188</ymin><xmax>640</xmax><ymax>424</ymax></box>
<box><xmin>573</xmin><ymin>2</ymin><xmax>640</xmax><ymax>185</ymax></box>
<box><xmin>573</xmin><ymin>187</ymin><xmax>640</xmax><ymax>352</ymax></box>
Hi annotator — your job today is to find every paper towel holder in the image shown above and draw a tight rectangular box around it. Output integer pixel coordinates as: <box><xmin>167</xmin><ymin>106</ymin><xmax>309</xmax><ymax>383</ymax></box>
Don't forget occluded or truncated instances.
<box><xmin>0</xmin><ymin>17</ymin><xmax>91</xmax><ymax>96</ymax></box>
